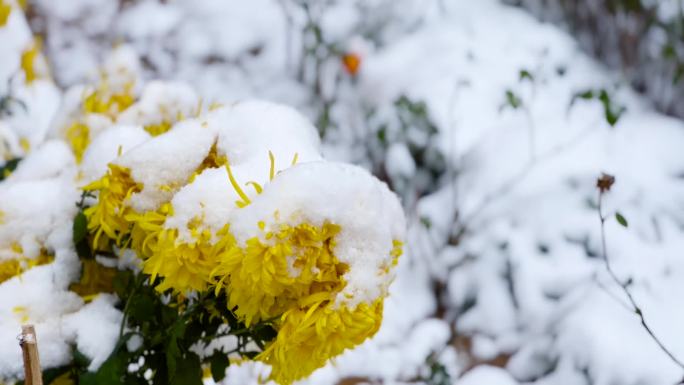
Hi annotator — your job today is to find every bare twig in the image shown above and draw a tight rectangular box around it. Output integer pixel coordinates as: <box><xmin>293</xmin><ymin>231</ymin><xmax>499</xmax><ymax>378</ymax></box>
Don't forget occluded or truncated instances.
<box><xmin>596</xmin><ymin>175</ymin><xmax>684</xmax><ymax>373</ymax></box>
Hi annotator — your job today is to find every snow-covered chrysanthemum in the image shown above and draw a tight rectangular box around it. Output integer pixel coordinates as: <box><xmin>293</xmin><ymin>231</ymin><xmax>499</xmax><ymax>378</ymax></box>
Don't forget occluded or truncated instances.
<box><xmin>82</xmin><ymin>100</ymin><xmax>405</xmax><ymax>384</ymax></box>
<box><xmin>51</xmin><ymin>46</ymin><xmax>141</xmax><ymax>163</ymax></box>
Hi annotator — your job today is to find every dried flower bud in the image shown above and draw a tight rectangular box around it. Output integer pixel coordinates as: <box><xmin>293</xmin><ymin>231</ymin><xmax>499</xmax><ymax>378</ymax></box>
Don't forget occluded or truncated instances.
<box><xmin>596</xmin><ymin>173</ymin><xmax>615</xmax><ymax>193</ymax></box>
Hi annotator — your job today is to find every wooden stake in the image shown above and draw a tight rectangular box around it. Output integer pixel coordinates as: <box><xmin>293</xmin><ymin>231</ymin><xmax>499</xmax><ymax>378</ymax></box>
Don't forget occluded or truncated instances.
<box><xmin>20</xmin><ymin>324</ymin><xmax>42</xmax><ymax>385</ymax></box>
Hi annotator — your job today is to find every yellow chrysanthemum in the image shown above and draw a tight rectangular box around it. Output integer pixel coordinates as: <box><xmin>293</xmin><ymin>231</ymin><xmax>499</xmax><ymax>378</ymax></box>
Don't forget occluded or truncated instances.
<box><xmin>209</xmin><ymin>218</ymin><xmax>398</xmax><ymax>384</ymax></box>
<box><xmin>0</xmin><ymin>259</ymin><xmax>22</xmax><ymax>283</ymax></box>
<box><xmin>0</xmin><ymin>251</ymin><xmax>54</xmax><ymax>284</ymax></box>
<box><xmin>144</xmin><ymin>120</ymin><xmax>173</xmax><ymax>136</ymax></box>
<box><xmin>13</xmin><ymin>306</ymin><xmax>29</xmax><ymax>323</ymax></box>
<box><xmin>20</xmin><ymin>39</ymin><xmax>41</xmax><ymax>84</ymax></box>
<box><xmin>19</xmin><ymin>137</ymin><xmax>30</xmax><ymax>152</ymax></box>
<box><xmin>126</xmin><ymin>202</ymin><xmax>170</xmax><ymax>257</ymax></box>
<box><xmin>66</xmin><ymin>121</ymin><xmax>90</xmax><ymax>163</ymax></box>
<box><xmin>0</xmin><ymin>0</ymin><xmax>11</xmax><ymax>27</ymax></box>
<box><xmin>213</xmin><ymin>221</ymin><xmax>345</xmax><ymax>326</ymax></box>
<box><xmin>84</xmin><ymin>141</ymin><xmax>226</xmax><ymax>254</ymax></box>
<box><xmin>192</xmin><ymin>142</ymin><xmax>227</xmax><ymax>180</ymax></box>
<box><xmin>142</xmin><ymin>109</ymin><xmax>192</xmax><ymax>137</ymax></box>
<box><xmin>83</xmin><ymin>164</ymin><xmax>141</xmax><ymax>249</ymax></box>
<box><xmin>140</xmin><ymin>220</ymin><xmax>231</xmax><ymax>293</ymax></box>
<box><xmin>82</xmin><ymin>142</ymin><xmax>230</xmax><ymax>295</ymax></box>
<box><xmin>69</xmin><ymin>259</ymin><xmax>118</xmax><ymax>302</ymax></box>
<box><xmin>260</xmin><ymin>300</ymin><xmax>383</xmax><ymax>385</ymax></box>
<box><xmin>83</xmin><ymin>83</ymin><xmax>135</xmax><ymax>117</ymax></box>
<box><xmin>63</xmin><ymin>82</ymin><xmax>136</xmax><ymax>162</ymax></box>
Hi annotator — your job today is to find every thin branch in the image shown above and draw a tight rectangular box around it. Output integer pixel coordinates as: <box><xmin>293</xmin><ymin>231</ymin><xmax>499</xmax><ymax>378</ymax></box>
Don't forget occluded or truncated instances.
<box><xmin>597</xmin><ymin>188</ymin><xmax>684</xmax><ymax>373</ymax></box>
<box><xmin>592</xmin><ymin>273</ymin><xmax>632</xmax><ymax>312</ymax></box>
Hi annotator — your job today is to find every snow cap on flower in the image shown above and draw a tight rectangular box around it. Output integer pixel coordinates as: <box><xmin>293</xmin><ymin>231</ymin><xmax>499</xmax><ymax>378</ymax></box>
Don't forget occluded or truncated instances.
<box><xmin>50</xmin><ymin>45</ymin><xmax>141</xmax><ymax>163</ymax></box>
<box><xmin>117</xmin><ymin>80</ymin><xmax>200</xmax><ymax>136</ymax></box>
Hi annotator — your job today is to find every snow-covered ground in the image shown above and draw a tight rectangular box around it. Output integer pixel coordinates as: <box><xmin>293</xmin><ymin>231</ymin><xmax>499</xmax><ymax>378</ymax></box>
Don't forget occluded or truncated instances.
<box><xmin>2</xmin><ymin>0</ymin><xmax>684</xmax><ymax>384</ymax></box>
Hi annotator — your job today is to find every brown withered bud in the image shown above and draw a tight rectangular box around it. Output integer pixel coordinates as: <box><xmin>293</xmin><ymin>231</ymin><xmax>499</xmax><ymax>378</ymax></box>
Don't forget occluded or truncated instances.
<box><xmin>596</xmin><ymin>173</ymin><xmax>615</xmax><ymax>193</ymax></box>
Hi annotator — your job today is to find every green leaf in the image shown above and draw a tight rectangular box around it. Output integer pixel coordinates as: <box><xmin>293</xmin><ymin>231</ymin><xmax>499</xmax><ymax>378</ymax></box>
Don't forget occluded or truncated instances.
<box><xmin>42</xmin><ymin>365</ymin><xmax>73</xmax><ymax>385</ymax></box>
<box><xmin>73</xmin><ymin>348</ymin><xmax>92</xmax><ymax>368</ymax></box>
<box><xmin>615</xmin><ymin>212</ymin><xmax>629</xmax><ymax>228</ymax></box>
<box><xmin>112</xmin><ymin>270</ymin><xmax>133</xmax><ymax>298</ymax></box>
<box><xmin>662</xmin><ymin>43</ymin><xmax>677</xmax><ymax>59</ymax></box>
<box><xmin>569</xmin><ymin>89</ymin><xmax>595</xmax><ymax>110</ymax></box>
<box><xmin>79</xmin><ymin>348</ymin><xmax>127</xmax><ymax>385</ymax></box>
<box><xmin>519</xmin><ymin>69</ymin><xmax>534</xmax><ymax>82</ymax></box>
<box><xmin>128</xmin><ymin>293</ymin><xmax>156</xmax><ymax>323</ymax></box>
<box><xmin>674</xmin><ymin>64</ymin><xmax>684</xmax><ymax>85</ymax></box>
<box><xmin>575</xmin><ymin>90</ymin><xmax>594</xmax><ymax>100</ymax></box>
<box><xmin>166</xmin><ymin>340</ymin><xmax>180</xmax><ymax>379</ymax></box>
<box><xmin>0</xmin><ymin>158</ymin><xmax>21</xmax><ymax>181</ymax></box>
<box><xmin>427</xmin><ymin>356</ymin><xmax>451</xmax><ymax>385</ymax></box>
<box><xmin>505</xmin><ymin>90</ymin><xmax>522</xmax><ymax>109</ymax></box>
<box><xmin>376</xmin><ymin>126</ymin><xmax>387</xmax><ymax>145</ymax></box>
<box><xmin>255</xmin><ymin>324</ymin><xmax>278</xmax><ymax>344</ymax></box>
<box><xmin>73</xmin><ymin>211</ymin><xmax>92</xmax><ymax>259</ymax></box>
<box><xmin>169</xmin><ymin>352</ymin><xmax>203</xmax><ymax>385</ymax></box>
<box><xmin>598</xmin><ymin>90</ymin><xmax>625</xmax><ymax>127</ymax></box>
<box><xmin>165</xmin><ymin>320</ymin><xmax>187</xmax><ymax>378</ymax></box>
<box><xmin>73</xmin><ymin>211</ymin><xmax>88</xmax><ymax>244</ymax></box>
<box><xmin>75</xmin><ymin>239</ymin><xmax>92</xmax><ymax>260</ymax></box>
<box><xmin>209</xmin><ymin>351</ymin><xmax>230</xmax><ymax>382</ymax></box>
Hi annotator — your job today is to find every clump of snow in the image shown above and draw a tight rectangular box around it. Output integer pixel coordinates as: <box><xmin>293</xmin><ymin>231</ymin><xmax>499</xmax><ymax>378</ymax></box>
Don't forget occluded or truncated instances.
<box><xmin>117</xmin><ymin>80</ymin><xmax>200</xmax><ymax>128</ymax></box>
<box><xmin>212</xmin><ymin>100</ymin><xmax>322</xmax><ymax>179</ymax></box>
<box><xmin>62</xmin><ymin>295</ymin><xmax>123</xmax><ymax>371</ymax></box>
<box><xmin>5</xmin><ymin>81</ymin><xmax>62</xmax><ymax>154</ymax></box>
<box><xmin>0</xmin><ymin>247</ymin><xmax>117</xmax><ymax>377</ymax></box>
<box><xmin>0</xmin><ymin>176</ymin><xmax>78</xmax><ymax>257</ymax></box>
<box><xmin>80</xmin><ymin>124</ymin><xmax>150</xmax><ymax>184</ymax></box>
<box><xmin>166</xmin><ymin>100</ymin><xmax>324</xmax><ymax>240</ymax></box>
<box><xmin>6</xmin><ymin>140</ymin><xmax>75</xmax><ymax>182</ymax></box>
<box><xmin>385</xmin><ymin>142</ymin><xmax>416</xmax><ymax>178</ymax></box>
<box><xmin>222</xmin><ymin>361</ymin><xmax>274</xmax><ymax>385</ymax></box>
<box><xmin>457</xmin><ymin>366</ymin><xmax>518</xmax><ymax>385</ymax></box>
<box><xmin>96</xmin><ymin>44</ymin><xmax>142</xmax><ymax>92</ymax></box>
<box><xmin>164</xmin><ymin>167</ymin><xmax>234</xmax><ymax>244</ymax></box>
<box><xmin>116</xmin><ymin>119</ymin><xmax>216</xmax><ymax>212</ymax></box>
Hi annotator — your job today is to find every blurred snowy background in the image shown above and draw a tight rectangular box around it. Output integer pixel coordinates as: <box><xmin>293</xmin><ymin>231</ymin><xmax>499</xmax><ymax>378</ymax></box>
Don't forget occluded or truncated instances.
<box><xmin>2</xmin><ymin>0</ymin><xmax>684</xmax><ymax>384</ymax></box>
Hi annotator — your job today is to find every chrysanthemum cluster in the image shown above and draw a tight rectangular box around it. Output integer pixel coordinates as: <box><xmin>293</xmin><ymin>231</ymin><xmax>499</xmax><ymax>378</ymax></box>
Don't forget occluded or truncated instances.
<box><xmin>80</xmin><ymin>96</ymin><xmax>406</xmax><ymax>383</ymax></box>
<box><xmin>0</xmin><ymin>5</ymin><xmax>405</xmax><ymax>379</ymax></box>
<box><xmin>1</xmin><ymin>3</ymin><xmax>406</xmax><ymax>382</ymax></box>
<box><xmin>0</xmin><ymin>0</ymin><xmax>57</xmax><ymax>164</ymax></box>
<box><xmin>51</xmin><ymin>47</ymin><xmax>200</xmax><ymax>164</ymax></box>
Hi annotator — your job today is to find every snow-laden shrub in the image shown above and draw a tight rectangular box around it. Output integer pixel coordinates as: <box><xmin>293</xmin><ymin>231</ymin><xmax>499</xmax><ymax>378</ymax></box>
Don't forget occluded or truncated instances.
<box><xmin>0</xmin><ymin>4</ymin><xmax>406</xmax><ymax>382</ymax></box>
<box><xmin>79</xmin><ymin>97</ymin><xmax>405</xmax><ymax>384</ymax></box>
